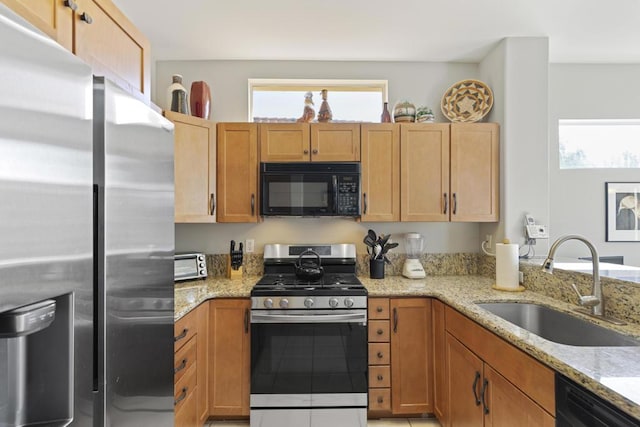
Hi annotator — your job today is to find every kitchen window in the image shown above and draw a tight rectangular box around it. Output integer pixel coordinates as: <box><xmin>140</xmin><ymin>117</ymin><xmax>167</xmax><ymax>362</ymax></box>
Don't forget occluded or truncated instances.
<box><xmin>559</xmin><ymin>119</ymin><xmax>640</xmax><ymax>169</ymax></box>
<box><xmin>249</xmin><ymin>79</ymin><xmax>387</xmax><ymax>123</ymax></box>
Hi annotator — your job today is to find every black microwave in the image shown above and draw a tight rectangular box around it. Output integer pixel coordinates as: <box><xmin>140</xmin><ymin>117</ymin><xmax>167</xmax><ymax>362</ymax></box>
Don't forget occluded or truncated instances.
<box><xmin>260</xmin><ymin>162</ymin><xmax>361</xmax><ymax>217</ymax></box>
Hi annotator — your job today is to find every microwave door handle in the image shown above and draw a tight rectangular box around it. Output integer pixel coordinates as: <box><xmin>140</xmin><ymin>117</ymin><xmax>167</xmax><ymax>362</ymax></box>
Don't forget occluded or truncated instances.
<box><xmin>332</xmin><ymin>175</ymin><xmax>338</xmax><ymax>213</ymax></box>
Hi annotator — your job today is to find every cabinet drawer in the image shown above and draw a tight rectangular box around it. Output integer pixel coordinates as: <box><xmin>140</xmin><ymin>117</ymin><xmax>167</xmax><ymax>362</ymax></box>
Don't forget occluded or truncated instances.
<box><xmin>368</xmin><ymin>343</ymin><xmax>390</xmax><ymax>365</ymax></box>
<box><xmin>368</xmin><ymin>320</ymin><xmax>390</xmax><ymax>342</ymax></box>
<box><xmin>174</xmin><ymin>310</ymin><xmax>197</xmax><ymax>352</ymax></box>
<box><xmin>368</xmin><ymin>298</ymin><xmax>390</xmax><ymax>319</ymax></box>
<box><xmin>369</xmin><ymin>388</ymin><xmax>391</xmax><ymax>411</ymax></box>
<box><xmin>174</xmin><ymin>335</ymin><xmax>197</xmax><ymax>383</ymax></box>
<box><xmin>175</xmin><ymin>384</ymin><xmax>198</xmax><ymax>427</ymax></box>
<box><xmin>174</xmin><ymin>363</ymin><xmax>197</xmax><ymax>414</ymax></box>
<box><xmin>369</xmin><ymin>366</ymin><xmax>391</xmax><ymax>388</ymax></box>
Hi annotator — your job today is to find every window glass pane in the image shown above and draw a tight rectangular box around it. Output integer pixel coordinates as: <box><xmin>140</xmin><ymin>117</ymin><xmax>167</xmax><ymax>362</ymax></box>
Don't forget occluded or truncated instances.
<box><xmin>559</xmin><ymin>119</ymin><xmax>640</xmax><ymax>169</ymax></box>
<box><xmin>250</xmin><ymin>79</ymin><xmax>386</xmax><ymax>123</ymax></box>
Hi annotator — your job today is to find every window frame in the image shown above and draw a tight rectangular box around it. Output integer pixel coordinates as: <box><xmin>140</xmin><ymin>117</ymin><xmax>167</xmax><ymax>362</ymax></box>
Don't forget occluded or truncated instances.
<box><xmin>248</xmin><ymin>78</ymin><xmax>388</xmax><ymax>122</ymax></box>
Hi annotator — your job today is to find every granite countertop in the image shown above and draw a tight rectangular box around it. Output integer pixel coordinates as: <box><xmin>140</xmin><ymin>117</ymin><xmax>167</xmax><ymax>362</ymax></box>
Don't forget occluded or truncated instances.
<box><xmin>175</xmin><ymin>274</ymin><xmax>640</xmax><ymax>420</ymax></box>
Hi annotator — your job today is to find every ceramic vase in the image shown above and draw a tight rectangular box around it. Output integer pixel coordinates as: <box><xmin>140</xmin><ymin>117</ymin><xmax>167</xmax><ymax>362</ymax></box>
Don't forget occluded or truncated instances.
<box><xmin>190</xmin><ymin>81</ymin><xmax>211</xmax><ymax>119</ymax></box>
<box><xmin>381</xmin><ymin>102</ymin><xmax>392</xmax><ymax>123</ymax></box>
<box><xmin>393</xmin><ymin>101</ymin><xmax>416</xmax><ymax>123</ymax></box>
<box><xmin>166</xmin><ymin>74</ymin><xmax>189</xmax><ymax>115</ymax></box>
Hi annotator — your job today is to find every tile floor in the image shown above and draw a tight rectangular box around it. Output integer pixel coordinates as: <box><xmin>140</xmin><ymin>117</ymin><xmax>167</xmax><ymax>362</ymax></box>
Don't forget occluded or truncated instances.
<box><xmin>208</xmin><ymin>418</ymin><xmax>441</xmax><ymax>426</ymax></box>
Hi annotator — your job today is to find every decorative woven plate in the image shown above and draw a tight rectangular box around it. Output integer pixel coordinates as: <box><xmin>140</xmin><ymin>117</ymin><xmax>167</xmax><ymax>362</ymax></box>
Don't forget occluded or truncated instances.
<box><xmin>441</xmin><ymin>79</ymin><xmax>493</xmax><ymax>123</ymax></box>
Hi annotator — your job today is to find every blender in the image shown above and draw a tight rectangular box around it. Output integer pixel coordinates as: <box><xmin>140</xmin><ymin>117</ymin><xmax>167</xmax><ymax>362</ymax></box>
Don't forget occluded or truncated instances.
<box><xmin>402</xmin><ymin>232</ymin><xmax>426</xmax><ymax>279</ymax></box>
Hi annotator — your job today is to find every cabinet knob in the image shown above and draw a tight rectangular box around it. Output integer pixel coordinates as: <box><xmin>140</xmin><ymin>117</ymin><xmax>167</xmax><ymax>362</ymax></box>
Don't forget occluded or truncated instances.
<box><xmin>303</xmin><ymin>149</ymin><xmax>309</xmax><ymax>154</ymax></box>
<box><xmin>312</xmin><ymin>149</ymin><xmax>318</xmax><ymax>154</ymax></box>
<box><xmin>377</xmin><ymin>351</ymin><xmax>383</xmax><ymax>359</ymax></box>
<box><xmin>376</xmin><ymin>306</ymin><xmax>383</xmax><ymax>313</ymax></box>
<box><xmin>377</xmin><ymin>396</ymin><xmax>384</xmax><ymax>404</ymax></box>
<box><xmin>63</xmin><ymin>0</ymin><xmax>78</xmax><ymax>11</ymax></box>
<box><xmin>80</xmin><ymin>12</ymin><xmax>93</xmax><ymax>24</ymax></box>
<box><xmin>377</xmin><ymin>329</ymin><xmax>384</xmax><ymax>335</ymax></box>
<box><xmin>377</xmin><ymin>374</ymin><xmax>383</xmax><ymax>381</ymax></box>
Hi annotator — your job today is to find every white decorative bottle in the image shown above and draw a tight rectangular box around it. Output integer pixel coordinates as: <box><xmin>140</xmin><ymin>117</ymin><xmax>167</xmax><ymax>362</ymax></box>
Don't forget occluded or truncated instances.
<box><xmin>166</xmin><ymin>74</ymin><xmax>189</xmax><ymax>114</ymax></box>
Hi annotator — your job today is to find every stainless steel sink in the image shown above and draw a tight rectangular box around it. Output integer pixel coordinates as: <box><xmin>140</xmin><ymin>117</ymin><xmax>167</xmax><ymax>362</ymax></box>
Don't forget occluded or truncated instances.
<box><xmin>476</xmin><ymin>302</ymin><xmax>640</xmax><ymax>347</ymax></box>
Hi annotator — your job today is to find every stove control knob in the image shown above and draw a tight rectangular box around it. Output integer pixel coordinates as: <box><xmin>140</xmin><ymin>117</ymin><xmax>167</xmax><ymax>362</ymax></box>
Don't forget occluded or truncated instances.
<box><xmin>279</xmin><ymin>298</ymin><xmax>289</xmax><ymax>309</ymax></box>
<box><xmin>328</xmin><ymin>298</ymin><xmax>339</xmax><ymax>308</ymax></box>
<box><xmin>344</xmin><ymin>298</ymin><xmax>354</xmax><ymax>308</ymax></box>
<box><xmin>304</xmin><ymin>298</ymin><xmax>314</xmax><ymax>308</ymax></box>
<box><xmin>263</xmin><ymin>298</ymin><xmax>274</xmax><ymax>309</ymax></box>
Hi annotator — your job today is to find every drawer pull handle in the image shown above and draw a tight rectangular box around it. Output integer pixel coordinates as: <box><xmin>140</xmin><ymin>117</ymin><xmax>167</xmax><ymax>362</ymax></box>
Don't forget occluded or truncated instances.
<box><xmin>174</xmin><ymin>328</ymin><xmax>188</xmax><ymax>342</ymax></box>
<box><xmin>174</xmin><ymin>387</ymin><xmax>187</xmax><ymax>406</ymax></box>
<box><xmin>377</xmin><ymin>396</ymin><xmax>384</xmax><ymax>404</ymax></box>
<box><xmin>377</xmin><ymin>351</ymin><xmax>384</xmax><ymax>359</ymax></box>
<box><xmin>481</xmin><ymin>378</ymin><xmax>490</xmax><ymax>414</ymax></box>
<box><xmin>376</xmin><ymin>329</ymin><xmax>384</xmax><ymax>335</ymax></box>
<box><xmin>376</xmin><ymin>306</ymin><xmax>383</xmax><ymax>313</ymax></box>
<box><xmin>80</xmin><ymin>12</ymin><xmax>93</xmax><ymax>24</ymax></box>
<box><xmin>377</xmin><ymin>374</ymin><xmax>383</xmax><ymax>381</ymax></box>
<box><xmin>174</xmin><ymin>359</ymin><xmax>187</xmax><ymax>374</ymax></box>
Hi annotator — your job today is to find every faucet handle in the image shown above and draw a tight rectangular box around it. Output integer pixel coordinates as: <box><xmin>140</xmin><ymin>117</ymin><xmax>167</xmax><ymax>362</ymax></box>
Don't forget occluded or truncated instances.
<box><xmin>570</xmin><ymin>283</ymin><xmax>600</xmax><ymax>308</ymax></box>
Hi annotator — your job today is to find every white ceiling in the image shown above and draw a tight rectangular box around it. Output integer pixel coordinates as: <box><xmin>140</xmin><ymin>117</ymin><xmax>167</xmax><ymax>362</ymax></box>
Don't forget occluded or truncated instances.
<box><xmin>114</xmin><ymin>0</ymin><xmax>640</xmax><ymax>63</ymax></box>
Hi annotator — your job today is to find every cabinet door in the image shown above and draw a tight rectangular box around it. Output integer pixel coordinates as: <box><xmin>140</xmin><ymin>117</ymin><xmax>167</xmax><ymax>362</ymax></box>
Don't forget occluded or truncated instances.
<box><xmin>167</xmin><ymin>111</ymin><xmax>216</xmax><ymax>223</ymax></box>
<box><xmin>450</xmin><ymin>123</ymin><xmax>499</xmax><ymax>222</ymax></box>
<box><xmin>446</xmin><ymin>333</ymin><xmax>484</xmax><ymax>427</ymax></box>
<box><xmin>260</xmin><ymin>123</ymin><xmax>310</xmax><ymax>162</ymax></box>
<box><xmin>310</xmin><ymin>123</ymin><xmax>360</xmax><ymax>161</ymax></box>
<box><xmin>361</xmin><ymin>124</ymin><xmax>400</xmax><ymax>222</ymax></box>
<box><xmin>196</xmin><ymin>303</ymin><xmax>209</xmax><ymax>425</ymax></box>
<box><xmin>400</xmin><ymin>124</ymin><xmax>450</xmax><ymax>221</ymax></box>
<box><xmin>483</xmin><ymin>365</ymin><xmax>555</xmax><ymax>427</ymax></box>
<box><xmin>217</xmin><ymin>123</ymin><xmax>259</xmax><ymax>222</ymax></box>
<box><xmin>432</xmin><ymin>300</ymin><xmax>447</xmax><ymax>424</ymax></box>
<box><xmin>0</xmin><ymin>0</ymin><xmax>74</xmax><ymax>50</ymax></box>
<box><xmin>390</xmin><ymin>298</ymin><xmax>432</xmax><ymax>414</ymax></box>
<box><xmin>74</xmin><ymin>0</ymin><xmax>150</xmax><ymax>102</ymax></box>
<box><xmin>209</xmin><ymin>299</ymin><xmax>251</xmax><ymax>417</ymax></box>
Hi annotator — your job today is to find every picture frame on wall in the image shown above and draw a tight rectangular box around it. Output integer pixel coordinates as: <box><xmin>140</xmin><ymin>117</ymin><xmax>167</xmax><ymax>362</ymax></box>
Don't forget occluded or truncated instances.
<box><xmin>606</xmin><ymin>182</ymin><xmax>640</xmax><ymax>242</ymax></box>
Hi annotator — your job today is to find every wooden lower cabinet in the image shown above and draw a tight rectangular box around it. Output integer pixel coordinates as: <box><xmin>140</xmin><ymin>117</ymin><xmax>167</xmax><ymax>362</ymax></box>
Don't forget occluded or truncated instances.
<box><xmin>196</xmin><ymin>301</ymin><xmax>210</xmax><ymax>424</ymax></box>
<box><xmin>208</xmin><ymin>299</ymin><xmax>251</xmax><ymax>417</ymax></box>
<box><xmin>390</xmin><ymin>298</ymin><xmax>433</xmax><ymax>415</ymax></box>
<box><xmin>432</xmin><ymin>299</ymin><xmax>447</xmax><ymax>423</ymax></box>
<box><xmin>444</xmin><ymin>306</ymin><xmax>555</xmax><ymax>427</ymax></box>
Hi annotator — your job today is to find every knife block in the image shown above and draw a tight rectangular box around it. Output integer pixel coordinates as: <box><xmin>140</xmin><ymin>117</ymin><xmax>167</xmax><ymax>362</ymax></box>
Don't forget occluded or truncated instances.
<box><xmin>227</xmin><ymin>255</ymin><xmax>243</xmax><ymax>279</ymax></box>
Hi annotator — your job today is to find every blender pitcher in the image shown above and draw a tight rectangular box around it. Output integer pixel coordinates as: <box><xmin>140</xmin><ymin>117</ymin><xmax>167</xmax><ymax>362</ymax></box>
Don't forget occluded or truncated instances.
<box><xmin>402</xmin><ymin>233</ymin><xmax>426</xmax><ymax>278</ymax></box>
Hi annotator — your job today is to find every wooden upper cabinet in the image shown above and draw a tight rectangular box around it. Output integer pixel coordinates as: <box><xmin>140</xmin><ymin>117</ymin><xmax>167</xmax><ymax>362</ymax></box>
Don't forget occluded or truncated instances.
<box><xmin>1</xmin><ymin>0</ymin><xmax>74</xmax><ymax>51</ymax></box>
<box><xmin>390</xmin><ymin>298</ymin><xmax>433</xmax><ymax>415</ymax></box>
<box><xmin>166</xmin><ymin>112</ymin><xmax>216</xmax><ymax>223</ymax></box>
<box><xmin>310</xmin><ymin>123</ymin><xmax>360</xmax><ymax>161</ymax></box>
<box><xmin>361</xmin><ymin>124</ymin><xmax>400</xmax><ymax>222</ymax></box>
<box><xmin>400</xmin><ymin>124</ymin><xmax>450</xmax><ymax>221</ymax></box>
<box><xmin>74</xmin><ymin>0</ymin><xmax>151</xmax><ymax>102</ymax></box>
<box><xmin>450</xmin><ymin>123</ymin><xmax>499</xmax><ymax>222</ymax></box>
<box><xmin>209</xmin><ymin>299</ymin><xmax>251</xmax><ymax>417</ymax></box>
<box><xmin>260</xmin><ymin>123</ymin><xmax>310</xmax><ymax>162</ymax></box>
<box><xmin>217</xmin><ymin>123</ymin><xmax>259</xmax><ymax>223</ymax></box>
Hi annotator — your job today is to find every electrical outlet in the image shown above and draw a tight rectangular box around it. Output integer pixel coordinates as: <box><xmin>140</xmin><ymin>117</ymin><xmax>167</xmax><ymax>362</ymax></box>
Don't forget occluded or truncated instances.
<box><xmin>519</xmin><ymin>271</ymin><xmax>524</xmax><ymax>284</ymax></box>
<box><xmin>485</xmin><ymin>234</ymin><xmax>493</xmax><ymax>249</ymax></box>
<box><xmin>245</xmin><ymin>239</ymin><xmax>255</xmax><ymax>253</ymax></box>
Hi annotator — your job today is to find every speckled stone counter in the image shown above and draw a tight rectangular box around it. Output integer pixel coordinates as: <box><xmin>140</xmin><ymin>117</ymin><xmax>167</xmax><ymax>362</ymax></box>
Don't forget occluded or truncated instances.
<box><xmin>175</xmin><ymin>274</ymin><xmax>640</xmax><ymax>420</ymax></box>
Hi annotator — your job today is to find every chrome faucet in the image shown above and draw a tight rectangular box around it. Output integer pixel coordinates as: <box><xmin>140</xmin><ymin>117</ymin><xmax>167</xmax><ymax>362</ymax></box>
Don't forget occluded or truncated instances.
<box><xmin>542</xmin><ymin>234</ymin><xmax>603</xmax><ymax>316</ymax></box>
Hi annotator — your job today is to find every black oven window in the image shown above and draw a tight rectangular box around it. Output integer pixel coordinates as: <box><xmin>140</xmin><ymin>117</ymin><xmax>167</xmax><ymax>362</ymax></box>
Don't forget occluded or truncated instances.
<box><xmin>251</xmin><ymin>323</ymin><xmax>367</xmax><ymax>395</ymax></box>
<box><xmin>268</xmin><ymin>182</ymin><xmax>328</xmax><ymax>208</ymax></box>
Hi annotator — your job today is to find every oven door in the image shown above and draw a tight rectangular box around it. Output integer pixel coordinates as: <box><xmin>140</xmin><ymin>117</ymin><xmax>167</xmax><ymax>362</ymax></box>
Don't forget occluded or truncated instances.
<box><xmin>260</xmin><ymin>172</ymin><xmax>336</xmax><ymax>216</ymax></box>
<box><xmin>250</xmin><ymin>310</ymin><xmax>368</xmax><ymax>407</ymax></box>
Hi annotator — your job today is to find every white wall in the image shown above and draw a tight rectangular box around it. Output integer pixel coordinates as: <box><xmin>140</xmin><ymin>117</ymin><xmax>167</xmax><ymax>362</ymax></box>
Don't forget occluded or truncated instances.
<box><xmin>549</xmin><ymin>64</ymin><xmax>640</xmax><ymax>266</ymax></box>
<box><xmin>156</xmin><ymin>60</ymin><xmax>485</xmax><ymax>254</ymax></box>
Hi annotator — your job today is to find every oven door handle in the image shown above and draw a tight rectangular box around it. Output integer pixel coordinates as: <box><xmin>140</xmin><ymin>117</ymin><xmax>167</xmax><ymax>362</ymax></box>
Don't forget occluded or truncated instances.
<box><xmin>251</xmin><ymin>312</ymin><xmax>367</xmax><ymax>324</ymax></box>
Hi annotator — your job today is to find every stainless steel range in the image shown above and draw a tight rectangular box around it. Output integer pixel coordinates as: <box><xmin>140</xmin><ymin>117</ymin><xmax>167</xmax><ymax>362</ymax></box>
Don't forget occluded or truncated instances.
<box><xmin>250</xmin><ymin>243</ymin><xmax>368</xmax><ymax>427</ymax></box>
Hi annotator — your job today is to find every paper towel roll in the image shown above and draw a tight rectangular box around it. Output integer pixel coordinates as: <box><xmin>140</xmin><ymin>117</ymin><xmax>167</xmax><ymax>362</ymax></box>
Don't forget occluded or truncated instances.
<box><xmin>495</xmin><ymin>242</ymin><xmax>519</xmax><ymax>289</ymax></box>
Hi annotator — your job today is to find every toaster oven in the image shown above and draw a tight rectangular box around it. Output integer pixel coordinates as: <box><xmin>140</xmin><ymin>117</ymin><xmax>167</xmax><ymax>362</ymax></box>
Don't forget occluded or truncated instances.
<box><xmin>174</xmin><ymin>253</ymin><xmax>207</xmax><ymax>282</ymax></box>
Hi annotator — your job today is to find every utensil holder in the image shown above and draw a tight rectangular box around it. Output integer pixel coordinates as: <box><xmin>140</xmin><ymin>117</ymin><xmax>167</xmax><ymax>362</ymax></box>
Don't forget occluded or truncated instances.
<box><xmin>227</xmin><ymin>255</ymin><xmax>243</xmax><ymax>279</ymax></box>
<box><xmin>369</xmin><ymin>258</ymin><xmax>385</xmax><ymax>279</ymax></box>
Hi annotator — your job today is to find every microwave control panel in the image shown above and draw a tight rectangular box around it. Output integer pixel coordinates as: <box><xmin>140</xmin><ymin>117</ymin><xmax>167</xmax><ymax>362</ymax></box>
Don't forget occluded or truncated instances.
<box><xmin>336</xmin><ymin>175</ymin><xmax>360</xmax><ymax>216</ymax></box>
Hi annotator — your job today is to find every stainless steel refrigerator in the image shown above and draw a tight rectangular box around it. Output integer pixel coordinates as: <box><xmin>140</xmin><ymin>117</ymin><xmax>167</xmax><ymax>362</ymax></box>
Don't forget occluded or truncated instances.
<box><xmin>0</xmin><ymin>4</ymin><xmax>174</xmax><ymax>426</ymax></box>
